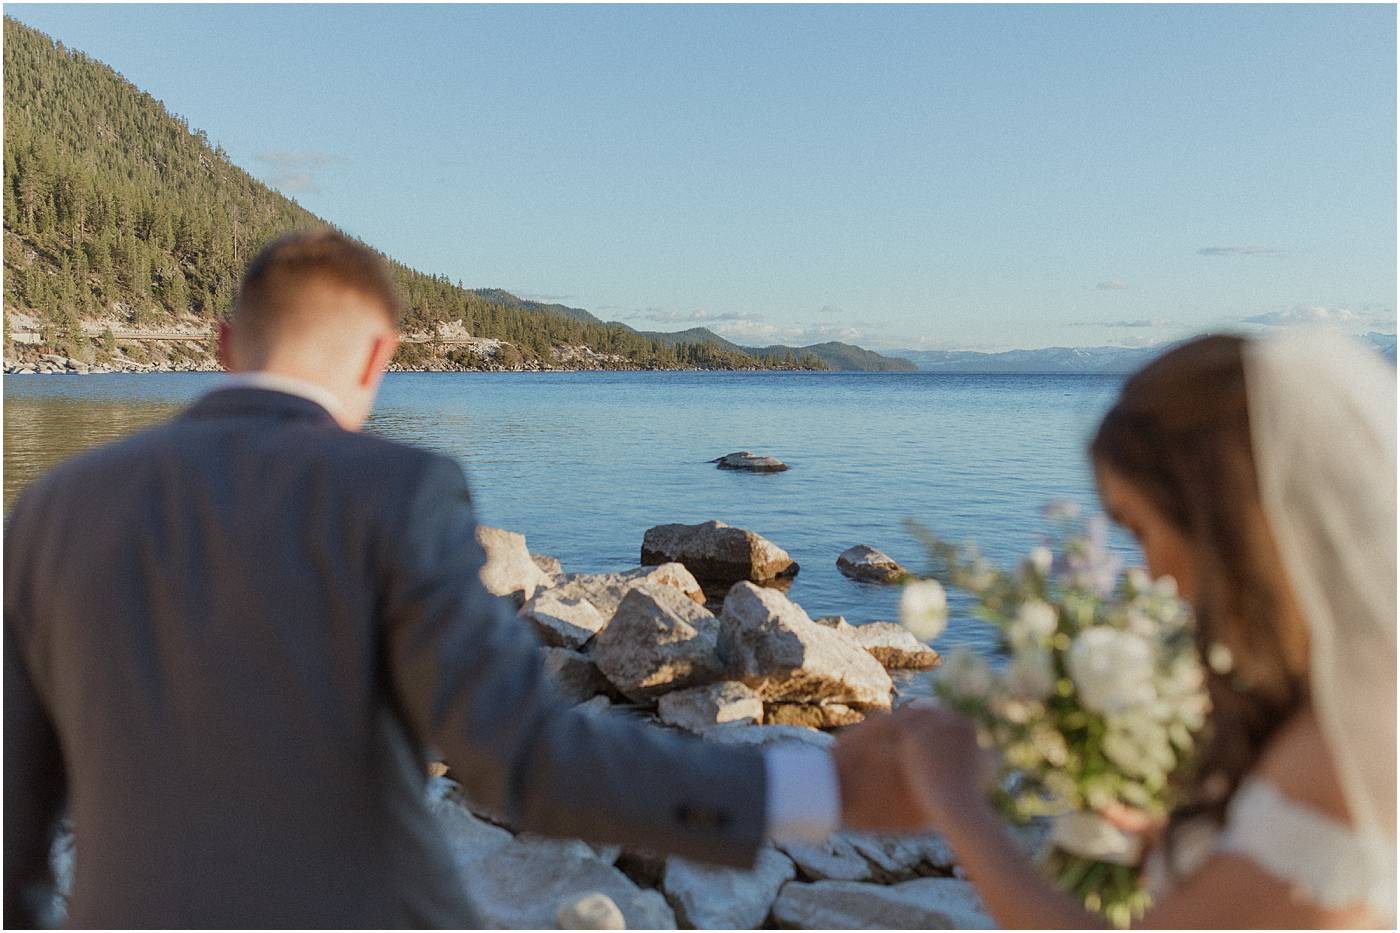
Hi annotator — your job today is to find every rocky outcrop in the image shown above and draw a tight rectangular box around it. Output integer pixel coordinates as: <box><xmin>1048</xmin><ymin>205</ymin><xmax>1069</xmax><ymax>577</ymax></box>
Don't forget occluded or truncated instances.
<box><xmin>641</xmin><ymin>521</ymin><xmax>798</xmax><ymax>588</ymax></box>
<box><xmin>779</xmin><ymin>832</ymin><xmax>957</xmax><ymax>884</ymax></box>
<box><xmin>657</xmin><ymin>682</ymin><xmax>763</xmax><ymax>733</ymax></box>
<box><xmin>697</xmin><ymin>723</ymin><xmax>836</xmax><ymax>751</ymax></box>
<box><xmin>476</xmin><ymin>526</ymin><xmax>551</xmax><ymax>602</ymax></box>
<box><xmin>521</xmin><ymin>591</ymin><xmax>610</xmax><ymax>649</ymax></box>
<box><xmin>711</xmin><ymin>451</ymin><xmax>790</xmax><ymax>473</ymax></box>
<box><xmin>591</xmin><ymin>584</ymin><xmax>726</xmax><ymax>703</ymax></box>
<box><xmin>719</xmin><ymin>583</ymin><xmax>893</xmax><ymax>709</ymax></box>
<box><xmin>771</xmin><ymin>878</ymin><xmax>994</xmax><ymax>929</ymax></box>
<box><xmin>763</xmin><ymin>703</ymin><xmax>865</xmax><ymax>729</ymax></box>
<box><xmin>846</xmin><ymin>622</ymin><xmax>941</xmax><ymax>670</ymax></box>
<box><xmin>532</xmin><ymin>554</ymin><xmax>565</xmax><ymax>584</ymax></box>
<box><xmin>540</xmin><ymin>647</ymin><xmax>614</xmax><ymax>703</ymax></box>
<box><xmin>836</xmin><ymin>546</ymin><xmax>910</xmax><ymax>584</ymax></box>
<box><xmin>663</xmin><ymin>847</ymin><xmax>796</xmax><ymax>929</ymax></box>
<box><xmin>551</xmin><ymin>564</ymin><xmax>706</xmax><ymax>619</ymax></box>
<box><xmin>463</xmin><ymin>834</ymin><xmax>677</xmax><ymax>929</ymax></box>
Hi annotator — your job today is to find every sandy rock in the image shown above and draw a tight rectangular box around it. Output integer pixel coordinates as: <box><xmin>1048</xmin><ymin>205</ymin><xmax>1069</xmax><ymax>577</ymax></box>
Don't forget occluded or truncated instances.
<box><xmin>698</xmin><ymin>723</ymin><xmax>837</xmax><ymax>751</ymax></box>
<box><xmin>771</xmin><ymin>877</ymin><xmax>994</xmax><ymax>929</ymax></box>
<box><xmin>550</xmin><ymin>564</ymin><xmax>707</xmax><ymax>619</ymax></box>
<box><xmin>533</xmin><ymin>553</ymin><xmax>565</xmax><ymax>576</ymax></box>
<box><xmin>847</xmin><ymin>622</ymin><xmax>942</xmax><ymax>670</ymax></box>
<box><xmin>641</xmin><ymin>521</ymin><xmax>797</xmax><ymax>587</ymax></box>
<box><xmin>763</xmin><ymin>703</ymin><xmax>865</xmax><ymax>729</ymax></box>
<box><xmin>476</xmin><ymin>526</ymin><xmax>551</xmax><ymax>601</ymax></box>
<box><xmin>663</xmin><ymin>847</ymin><xmax>796</xmax><ymax>929</ymax></box>
<box><xmin>591</xmin><ymin>584</ymin><xmax>726</xmax><ymax>703</ymax></box>
<box><xmin>712</xmin><ymin>451</ymin><xmax>790</xmax><ymax>473</ymax></box>
<box><xmin>657</xmin><ymin>681</ymin><xmax>763</xmax><ymax>733</ymax></box>
<box><xmin>465</xmin><ymin>834</ymin><xmax>676</xmax><ymax>929</ymax></box>
<box><xmin>522</xmin><ymin>591</ymin><xmax>610</xmax><ymax>649</ymax></box>
<box><xmin>836</xmin><ymin>546</ymin><xmax>910</xmax><ymax>584</ymax></box>
<box><xmin>719</xmin><ymin>582</ymin><xmax>893</xmax><ymax>709</ymax></box>
<box><xmin>541</xmin><ymin>647</ymin><xmax>614</xmax><ymax>703</ymax></box>
<box><xmin>556</xmin><ymin>892</ymin><xmax>626</xmax><ymax>930</ymax></box>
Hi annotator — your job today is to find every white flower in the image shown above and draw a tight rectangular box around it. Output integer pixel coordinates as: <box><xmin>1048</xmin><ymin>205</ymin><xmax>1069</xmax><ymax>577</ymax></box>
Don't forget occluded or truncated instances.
<box><xmin>1152</xmin><ymin>575</ymin><xmax>1179</xmax><ymax>599</ymax></box>
<box><xmin>1206</xmin><ymin>642</ymin><xmax>1234</xmax><ymax>675</ymax></box>
<box><xmin>1050</xmin><ymin>810</ymin><xmax>1144</xmax><ymax>865</ymax></box>
<box><xmin>1124</xmin><ymin>609</ymin><xmax>1156</xmax><ymax>638</ymax></box>
<box><xmin>936</xmin><ymin>646</ymin><xmax>993</xmax><ymax>703</ymax></box>
<box><xmin>1009</xmin><ymin>599</ymin><xmax>1058</xmax><ymax>644</ymax></box>
<box><xmin>1003</xmin><ymin>645</ymin><xmax>1056</xmax><ymax>701</ymax></box>
<box><xmin>899</xmin><ymin>579</ymin><xmax>948</xmax><ymax>641</ymax></box>
<box><xmin>1125</xmin><ymin>567</ymin><xmax>1152</xmax><ymax>594</ymax></box>
<box><xmin>1028</xmin><ymin>546</ymin><xmax>1054</xmax><ymax>576</ymax></box>
<box><xmin>1066</xmin><ymin>627</ymin><xmax>1157</xmax><ymax>714</ymax></box>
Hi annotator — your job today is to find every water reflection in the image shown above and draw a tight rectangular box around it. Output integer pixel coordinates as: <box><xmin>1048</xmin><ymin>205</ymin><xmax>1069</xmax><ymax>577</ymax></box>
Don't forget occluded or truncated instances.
<box><xmin>4</xmin><ymin>395</ymin><xmax>182</xmax><ymax>510</ymax></box>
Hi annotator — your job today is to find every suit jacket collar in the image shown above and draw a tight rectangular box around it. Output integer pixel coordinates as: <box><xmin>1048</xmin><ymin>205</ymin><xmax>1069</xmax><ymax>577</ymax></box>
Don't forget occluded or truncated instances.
<box><xmin>185</xmin><ymin>386</ymin><xmax>340</xmax><ymax>425</ymax></box>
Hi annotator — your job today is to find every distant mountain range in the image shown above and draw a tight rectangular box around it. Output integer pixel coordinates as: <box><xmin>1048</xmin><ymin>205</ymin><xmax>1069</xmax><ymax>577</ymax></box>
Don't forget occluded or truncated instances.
<box><xmin>894</xmin><ymin>332</ymin><xmax>1397</xmax><ymax>373</ymax></box>
<box><xmin>465</xmin><ymin>291</ymin><xmax>919</xmax><ymax>371</ymax></box>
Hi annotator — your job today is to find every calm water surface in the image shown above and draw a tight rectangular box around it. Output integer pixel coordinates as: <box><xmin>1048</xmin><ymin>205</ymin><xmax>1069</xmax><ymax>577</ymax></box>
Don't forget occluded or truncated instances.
<box><xmin>3</xmin><ymin>371</ymin><xmax>1136</xmax><ymax>668</ymax></box>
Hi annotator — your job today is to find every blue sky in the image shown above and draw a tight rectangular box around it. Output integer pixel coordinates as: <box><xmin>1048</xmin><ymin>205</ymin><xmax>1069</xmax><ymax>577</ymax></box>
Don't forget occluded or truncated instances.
<box><xmin>7</xmin><ymin>4</ymin><xmax>1396</xmax><ymax>351</ymax></box>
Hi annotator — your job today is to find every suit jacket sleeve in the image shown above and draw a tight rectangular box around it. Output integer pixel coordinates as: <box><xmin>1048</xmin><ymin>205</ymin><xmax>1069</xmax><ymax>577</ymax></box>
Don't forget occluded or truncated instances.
<box><xmin>378</xmin><ymin>453</ymin><xmax>769</xmax><ymax>868</ymax></box>
<box><xmin>4</xmin><ymin>495</ymin><xmax>68</xmax><ymax>929</ymax></box>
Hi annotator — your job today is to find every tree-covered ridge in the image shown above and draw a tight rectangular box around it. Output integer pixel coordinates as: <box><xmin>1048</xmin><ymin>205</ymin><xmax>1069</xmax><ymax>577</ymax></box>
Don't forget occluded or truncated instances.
<box><xmin>1</xmin><ymin>17</ymin><xmax>825</xmax><ymax>371</ymax></box>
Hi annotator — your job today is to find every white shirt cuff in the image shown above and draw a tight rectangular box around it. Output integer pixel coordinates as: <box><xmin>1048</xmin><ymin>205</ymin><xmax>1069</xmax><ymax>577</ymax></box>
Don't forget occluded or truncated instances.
<box><xmin>762</xmin><ymin>745</ymin><xmax>841</xmax><ymax>843</ymax></box>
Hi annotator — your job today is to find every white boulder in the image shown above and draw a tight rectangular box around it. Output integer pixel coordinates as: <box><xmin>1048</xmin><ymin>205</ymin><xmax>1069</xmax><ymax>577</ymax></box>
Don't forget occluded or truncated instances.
<box><xmin>663</xmin><ymin>847</ymin><xmax>796</xmax><ymax>929</ymax></box>
<box><xmin>657</xmin><ymin>681</ymin><xmax>763</xmax><ymax>733</ymax></box>
<box><xmin>591</xmin><ymin>584</ymin><xmax>726</xmax><ymax>703</ymax></box>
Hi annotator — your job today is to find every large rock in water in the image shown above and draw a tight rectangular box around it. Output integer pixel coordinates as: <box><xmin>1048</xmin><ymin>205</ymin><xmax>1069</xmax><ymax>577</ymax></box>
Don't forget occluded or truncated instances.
<box><xmin>771</xmin><ymin>878</ymin><xmax>994</xmax><ymax>930</ymax></box>
<box><xmin>663</xmin><ymin>847</ymin><xmax>796</xmax><ymax>929</ymax></box>
<box><xmin>476</xmin><ymin>526</ymin><xmax>551</xmax><ymax>601</ymax></box>
<box><xmin>657</xmin><ymin>681</ymin><xmax>763</xmax><ymax>733</ymax></box>
<box><xmin>464</xmin><ymin>834</ymin><xmax>677</xmax><ymax>929</ymax></box>
<box><xmin>836</xmin><ymin>545</ymin><xmax>910</xmax><ymax>584</ymax></box>
<box><xmin>641</xmin><ymin>521</ymin><xmax>798</xmax><ymax>588</ymax></box>
<box><xmin>712</xmin><ymin>451</ymin><xmax>790</xmax><ymax>473</ymax></box>
<box><xmin>719</xmin><ymin>583</ymin><xmax>893</xmax><ymax>709</ymax></box>
<box><xmin>591</xmin><ymin>584</ymin><xmax>726</xmax><ymax>702</ymax></box>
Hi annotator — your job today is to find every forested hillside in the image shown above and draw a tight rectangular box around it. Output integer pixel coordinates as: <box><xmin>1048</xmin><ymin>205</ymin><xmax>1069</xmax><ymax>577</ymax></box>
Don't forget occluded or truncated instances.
<box><xmin>1</xmin><ymin>17</ymin><xmax>822</xmax><ymax>371</ymax></box>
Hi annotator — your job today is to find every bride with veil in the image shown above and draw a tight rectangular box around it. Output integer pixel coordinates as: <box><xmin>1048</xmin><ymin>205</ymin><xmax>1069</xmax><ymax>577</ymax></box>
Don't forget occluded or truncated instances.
<box><xmin>893</xmin><ymin>331</ymin><xmax>1396</xmax><ymax>928</ymax></box>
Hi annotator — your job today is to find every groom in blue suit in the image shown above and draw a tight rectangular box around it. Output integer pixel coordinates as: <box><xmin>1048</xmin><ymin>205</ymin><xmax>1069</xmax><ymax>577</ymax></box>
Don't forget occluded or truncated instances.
<box><xmin>4</xmin><ymin>229</ymin><xmax>922</xmax><ymax>927</ymax></box>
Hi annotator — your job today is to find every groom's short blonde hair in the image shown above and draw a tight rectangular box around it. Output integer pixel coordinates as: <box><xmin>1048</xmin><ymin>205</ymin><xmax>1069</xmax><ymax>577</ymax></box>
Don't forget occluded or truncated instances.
<box><xmin>233</xmin><ymin>229</ymin><xmax>405</xmax><ymax>333</ymax></box>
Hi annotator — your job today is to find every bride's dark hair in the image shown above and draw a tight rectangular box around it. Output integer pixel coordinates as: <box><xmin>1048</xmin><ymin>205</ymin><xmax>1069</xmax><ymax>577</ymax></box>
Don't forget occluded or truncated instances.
<box><xmin>1090</xmin><ymin>334</ymin><xmax>1310</xmax><ymax>840</ymax></box>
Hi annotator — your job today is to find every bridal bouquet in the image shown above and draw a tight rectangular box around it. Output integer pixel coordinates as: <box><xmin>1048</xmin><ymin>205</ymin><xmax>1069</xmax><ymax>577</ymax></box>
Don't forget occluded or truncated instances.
<box><xmin>900</xmin><ymin>501</ymin><xmax>1209</xmax><ymax>927</ymax></box>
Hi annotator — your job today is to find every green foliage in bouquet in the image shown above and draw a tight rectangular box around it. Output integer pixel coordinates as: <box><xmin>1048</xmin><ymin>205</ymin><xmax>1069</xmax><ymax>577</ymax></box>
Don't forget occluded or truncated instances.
<box><xmin>902</xmin><ymin>502</ymin><xmax>1210</xmax><ymax>928</ymax></box>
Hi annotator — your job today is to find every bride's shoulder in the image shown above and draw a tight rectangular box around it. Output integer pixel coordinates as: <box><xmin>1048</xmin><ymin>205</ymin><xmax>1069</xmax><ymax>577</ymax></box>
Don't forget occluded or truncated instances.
<box><xmin>1252</xmin><ymin>707</ymin><xmax>1353</xmax><ymax>825</ymax></box>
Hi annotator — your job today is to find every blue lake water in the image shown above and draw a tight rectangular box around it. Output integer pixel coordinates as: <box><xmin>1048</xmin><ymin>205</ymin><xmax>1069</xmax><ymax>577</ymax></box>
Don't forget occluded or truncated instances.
<box><xmin>3</xmin><ymin>371</ymin><xmax>1137</xmax><ymax>668</ymax></box>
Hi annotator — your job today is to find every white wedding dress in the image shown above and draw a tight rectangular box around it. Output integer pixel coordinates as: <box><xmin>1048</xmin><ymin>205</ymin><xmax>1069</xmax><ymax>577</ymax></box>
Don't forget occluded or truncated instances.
<box><xmin>1144</xmin><ymin>778</ymin><xmax>1397</xmax><ymax>923</ymax></box>
<box><xmin>1142</xmin><ymin>332</ymin><xmax>1397</xmax><ymax>926</ymax></box>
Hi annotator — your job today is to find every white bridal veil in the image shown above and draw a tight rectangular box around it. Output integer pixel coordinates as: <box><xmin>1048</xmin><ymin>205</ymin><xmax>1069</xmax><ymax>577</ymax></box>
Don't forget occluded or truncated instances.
<box><xmin>1244</xmin><ymin>330</ymin><xmax>1397</xmax><ymax>920</ymax></box>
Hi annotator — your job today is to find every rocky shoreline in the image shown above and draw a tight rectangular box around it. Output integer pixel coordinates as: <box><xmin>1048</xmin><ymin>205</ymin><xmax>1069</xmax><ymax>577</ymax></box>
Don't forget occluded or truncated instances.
<box><xmin>41</xmin><ymin>520</ymin><xmax>1020</xmax><ymax>929</ymax></box>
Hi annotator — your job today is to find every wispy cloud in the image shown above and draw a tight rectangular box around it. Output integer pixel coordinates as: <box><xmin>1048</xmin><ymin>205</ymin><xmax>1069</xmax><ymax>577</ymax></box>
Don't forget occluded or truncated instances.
<box><xmin>1069</xmin><ymin>319</ymin><xmax>1168</xmax><ymax>328</ymax></box>
<box><xmin>1197</xmin><ymin>245</ymin><xmax>1287</xmax><ymax>258</ymax></box>
<box><xmin>254</xmin><ymin>149</ymin><xmax>344</xmax><ymax>194</ymax></box>
<box><xmin>1095</xmin><ymin>280</ymin><xmax>1130</xmax><ymax>290</ymax></box>
<box><xmin>1243</xmin><ymin>305</ymin><xmax>1361</xmax><ymax>326</ymax></box>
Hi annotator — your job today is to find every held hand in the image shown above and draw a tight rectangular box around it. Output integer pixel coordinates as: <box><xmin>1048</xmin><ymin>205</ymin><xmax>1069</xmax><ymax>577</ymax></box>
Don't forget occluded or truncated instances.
<box><xmin>831</xmin><ymin>712</ymin><xmax>937</xmax><ymax>834</ymax></box>
<box><xmin>889</xmin><ymin>703</ymin><xmax>998</xmax><ymax>830</ymax></box>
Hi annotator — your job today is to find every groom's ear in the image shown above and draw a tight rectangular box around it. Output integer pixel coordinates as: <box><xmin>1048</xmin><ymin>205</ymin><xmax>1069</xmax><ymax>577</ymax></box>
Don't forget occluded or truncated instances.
<box><xmin>359</xmin><ymin>332</ymin><xmax>399</xmax><ymax>388</ymax></box>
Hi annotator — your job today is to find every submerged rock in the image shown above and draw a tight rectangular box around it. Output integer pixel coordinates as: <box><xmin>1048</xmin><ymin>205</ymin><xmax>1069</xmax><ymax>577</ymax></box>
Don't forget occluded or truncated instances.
<box><xmin>771</xmin><ymin>877</ymin><xmax>994</xmax><ymax>930</ymax></box>
<box><xmin>476</xmin><ymin>526</ymin><xmax>551</xmax><ymax>601</ymax></box>
<box><xmin>712</xmin><ymin>451</ymin><xmax>790</xmax><ymax>473</ymax></box>
<box><xmin>641</xmin><ymin>521</ymin><xmax>798</xmax><ymax>588</ymax></box>
<box><xmin>663</xmin><ymin>847</ymin><xmax>796</xmax><ymax>929</ymax></box>
<box><xmin>719</xmin><ymin>582</ymin><xmax>893</xmax><ymax>709</ymax></box>
<box><xmin>657</xmin><ymin>681</ymin><xmax>763</xmax><ymax>733</ymax></box>
<box><xmin>836</xmin><ymin>546</ymin><xmax>910</xmax><ymax>584</ymax></box>
<box><xmin>591</xmin><ymin>584</ymin><xmax>726</xmax><ymax>702</ymax></box>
